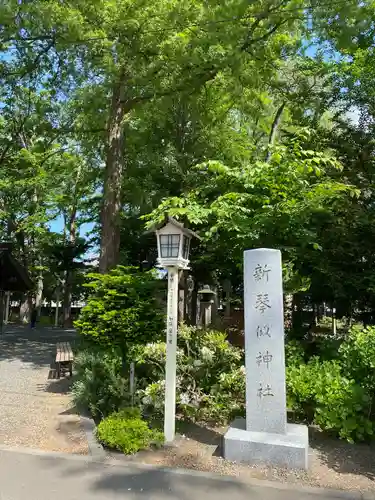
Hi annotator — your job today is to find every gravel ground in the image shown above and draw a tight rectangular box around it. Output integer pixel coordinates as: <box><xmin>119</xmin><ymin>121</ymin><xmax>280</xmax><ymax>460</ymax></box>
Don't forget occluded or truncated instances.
<box><xmin>0</xmin><ymin>327</ymin><xmax>88</xmax><ymax>454</ymax></box>
<box><xmin>109</xmin><ymin>421</ymin><xmax>375</xmax><ymax>494</ymax></box>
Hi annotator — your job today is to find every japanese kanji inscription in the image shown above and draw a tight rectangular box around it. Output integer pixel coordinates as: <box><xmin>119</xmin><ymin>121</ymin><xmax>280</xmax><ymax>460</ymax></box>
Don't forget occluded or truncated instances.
<box><xmin>244</xmin><ymin>248</ymin><xmax>287</xmax><ymax>434</ymax></box>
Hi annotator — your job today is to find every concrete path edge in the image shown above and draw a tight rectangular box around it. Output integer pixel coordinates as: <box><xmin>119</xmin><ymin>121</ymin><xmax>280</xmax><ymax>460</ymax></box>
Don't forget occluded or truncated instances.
<box><xmin>80</xmin><ymin>415</ymin><xmax>106</xmax><ymax>459</ymax></box>
<box><xmin>0</xmin><ymin>443</ymin><xmax>372</xmax><ymax>500</ymax></box>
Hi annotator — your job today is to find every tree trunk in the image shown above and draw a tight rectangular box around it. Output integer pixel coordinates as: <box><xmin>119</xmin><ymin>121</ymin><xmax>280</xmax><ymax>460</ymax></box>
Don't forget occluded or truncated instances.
<box><xmin>191</xmin><ymin>280</ymin><xmax>199</xmax><ymax>326</ymax></box>
<box><xmin>55</xmin><ymin>288</ymin><xmax>60</xmax><ymax>327</ymax></box>
<box><xmin>292</xmin><ymin>294</ymin><xmax>303</xmax><ymax>332</ymax></box>
<box><xmin>265</xmin><ymin>102</ymin><xmax>286</xmax><ymax>162</ymax></box>
<box><xmin>35</xmin><ymin>272</ymin><xmax>43</xmax><ymax>317</ymax></box>
<box><xmin>63</xmin><ymin>206</ymin><xmax>77</xmax><ymax>328</ymax></box>
<box><xmin>63</xmin><ymin>272</ymin><xmax>72</xmax><ymax>328</ymax></box>
<box><xmin>99</xmin><ymin>77</ymin><xmax>127</xmax><ymax>273</ymax></box>
<box><xmin>223</xmin><ymin>279</ymin><xmax>231</xmax><ymax>319</ymax></box>
<box><xmin>0</xmin><ymin>291</ymin><xmax>4</xmax><ymax>334</ymax></box>
<box><xmin>20</xmin><ymin>294</ymin><xmax>32</xmax><ymax>324</ymax></box>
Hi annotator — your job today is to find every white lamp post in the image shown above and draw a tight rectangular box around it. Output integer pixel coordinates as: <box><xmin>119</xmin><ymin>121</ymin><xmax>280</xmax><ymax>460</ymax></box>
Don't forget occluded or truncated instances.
<box><xmin>153</xmin><ymin>216</ymin><xmax>198</xmax><ymax>443</ymax></box>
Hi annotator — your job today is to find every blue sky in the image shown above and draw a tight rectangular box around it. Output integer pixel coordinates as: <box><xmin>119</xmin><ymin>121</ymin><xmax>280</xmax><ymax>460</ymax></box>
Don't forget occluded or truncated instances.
<box><xmin>49</xmin><ymin>215</ymin><xmax>95</xmax><ymax>238</ymax></box>
<box><xmin>49</xmin><ymin>216</ymin><xmax>98</xmax><ymax>260</ymax></box>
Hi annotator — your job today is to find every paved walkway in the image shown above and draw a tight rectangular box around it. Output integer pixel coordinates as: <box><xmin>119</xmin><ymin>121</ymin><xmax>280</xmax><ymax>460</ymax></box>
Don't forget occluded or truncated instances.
<box><xmin>0</xmin><ymin>447</ymin><xmax>366</xmax><ymax>500</ymax></box>
<box><xmin>0</xmin><ymin>326</ymin><xmax>88</xmax><ymax>454</ymax></box>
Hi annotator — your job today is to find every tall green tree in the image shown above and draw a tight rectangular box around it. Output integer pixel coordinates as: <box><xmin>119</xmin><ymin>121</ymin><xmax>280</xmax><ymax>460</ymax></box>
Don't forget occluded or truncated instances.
<box><xmin>4</xmin><ymin>0</ymin><xmax>361</xmax><ymax>272</ymax></box>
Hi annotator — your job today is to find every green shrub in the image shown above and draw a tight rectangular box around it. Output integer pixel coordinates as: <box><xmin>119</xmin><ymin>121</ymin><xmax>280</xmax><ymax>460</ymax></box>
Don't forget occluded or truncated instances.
<box><xmin>206</xmin><ymin>367</ymin><xmax>246</xmax><ymax>421</ymax></box>
<box><xmin>286</xmin><ymin>358</ymin><xmax>321</xmax><ymax>421</ymax></box>
<box><xmin>285</xmin><ymin>339</ymin><xmax>305</xmax><ymax>367</ymax></box>
<box><xmin>287</xmin><ymin>357</ymin><xmax>374</xmax><ymax>442</ymax></box>
<box><xmin>313</xmin><ymin>336</ymin><xmax>343</xmax><ymax>361</ymax></box>
<box><xmin>339</xmin><ymin>325</ymin><xmax>375</xmax><ymax>393</ymax></box>
<box><xmin>74</xmin><ymin>320</ymin><xmax>375</xmax><ymax>442</ymax></box>
<box><xmin>72</xmin><ymin>349</ymin><xmax>130</xmax><ymax>418</ymax></box>
<box><xmin>96</xmin><ymin>408</ymin><xmax>163</xmax><ymax>454</ymax></box>
<box><xmin>314</xmin><ymin>375</ymin><xmax>372</xmax><ymax>443</ymax></box>
<box><xmin>134</xmin><ymin>324</ymin><xmax>245</xmax><ymax>424</ymax></box>
<box><xmin>74</xmin><ymin>266</ymin><xmax>165</xmax><ymax>361</ymax></box>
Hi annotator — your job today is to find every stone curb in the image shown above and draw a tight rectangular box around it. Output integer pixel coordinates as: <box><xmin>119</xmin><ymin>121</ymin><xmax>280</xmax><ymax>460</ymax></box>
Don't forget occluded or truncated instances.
<box><xmin>79</xmin><ymin>415</ymin><xmax>106</xmax><ymax>460</ymax></box>
<box><xmin>0</xmin><ymin>443</ymin><xmax>372</xmax><ymax>499</ymax></box>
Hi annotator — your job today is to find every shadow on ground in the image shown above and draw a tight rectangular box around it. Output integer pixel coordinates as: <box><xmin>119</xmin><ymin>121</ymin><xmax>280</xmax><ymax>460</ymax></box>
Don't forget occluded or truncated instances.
<box><xmin>0</xmin><ymin>326</ymin><xmax>77</xmax><ymax>368</ymax></box>
<box><xmin>0</xmin><ymin>339</ymin><xmax>54</xmax><ymax>368</ymax></box>
<box><xmin>309</xmin><ymin>427</ymin><xmax>375</xmax><ymax>481</ymax></box>
<box><xmin>41</xmin><ymin>457</ymin><xmax>255</xmax><ymax>500</ymax></box>
<box><xmin>175</xmin><ymin>420</ymin><xmax>223</xmax><ymax>456</ymax></box>
<box><xmin>90</xmin><ymin>466</ymin><xmax>250</xmax><ymax>500</ymax></box>
<box><xmin>40</xmin><ymin>375</ymin><xmax>73</xmax><ymax>394</ymax></box>
<box><xmin>175</xmin><ymin>421</ymin><xmax>223</xmax><ymax>448</ymax></box>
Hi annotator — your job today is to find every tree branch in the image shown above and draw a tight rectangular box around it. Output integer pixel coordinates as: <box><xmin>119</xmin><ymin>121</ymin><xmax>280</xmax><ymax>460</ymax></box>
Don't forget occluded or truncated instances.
<box><xmin>265</xmin><ymin>101</ymin><xmax>286</xmax><ymax>162</ymax></box>
<box><xmin>242</xmin><ymin>17</ymin><xmax>293</xmax><ymax>51</ymax></box>
<box><xmin>121</xmin><ymin>68</ymin><xmax>218</xmax><ymax>109</ymax></box>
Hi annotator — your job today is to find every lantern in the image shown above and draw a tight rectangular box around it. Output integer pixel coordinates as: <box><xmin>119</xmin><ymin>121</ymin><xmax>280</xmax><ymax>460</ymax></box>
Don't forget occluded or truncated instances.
<box><xmin>155</xmin><ymin>216</ymin><xmax>198</xmax><ymax>270</ymax></box>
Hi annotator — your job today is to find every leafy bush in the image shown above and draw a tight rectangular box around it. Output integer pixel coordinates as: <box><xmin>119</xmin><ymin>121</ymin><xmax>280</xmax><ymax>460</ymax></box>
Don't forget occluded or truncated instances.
<box><xmin>74</xmin><ymin>266</ymin><xmax>165</xmax><ymax>361</ymax></box>
<box><xmin>339</xmin><ymin>325</ymin><xmax>375</xmax><ymax>392</ymax></box>
<box><xmin>312</xmin><ymin>336</ymin><xmax>343</xmax><ymax>361</ymax></box>
<box><xmin>313</xmin><ymin>375</ymin><xmax>372</xmax><ymax>443</ymax></box>
<box><xmin>96</xmin><ymin>408</ymin><xmax>163</xmax><ymax>454</ymax></box>
<box><xmin>74</xmin><ymin>320</ymin><xmax>375</xmax><ymax>443</ymax></box>
<box><xmin>286</xmin><ymin>328</ymin><xmax>375</xmax><ymax>442</ymax></box>
<box><xmin>286</xmin><ymin>358</ymin><xmax>321</xmax><ymax>422</ymax></box>
<box><xmin>285</xmin><ymin>339</ymin><xmax>305</xmax><ymax>366</ymax></box>
<box><xmin>72</xmin><ymin>349</ymin><xmax>130</xmax><ymax>418</ymax></box>
<box><xmin>134</xmin><ymin>324</ymin><xmax>245</xmax><ymax>424</ymax></box>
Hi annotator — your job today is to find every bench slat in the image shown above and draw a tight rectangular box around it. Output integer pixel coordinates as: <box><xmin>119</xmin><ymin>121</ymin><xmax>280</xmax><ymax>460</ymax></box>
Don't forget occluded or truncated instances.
<box><xmin>56</xmin><ymin>342</ymin><xmax>74</xmax><ymax>363</ymax></box>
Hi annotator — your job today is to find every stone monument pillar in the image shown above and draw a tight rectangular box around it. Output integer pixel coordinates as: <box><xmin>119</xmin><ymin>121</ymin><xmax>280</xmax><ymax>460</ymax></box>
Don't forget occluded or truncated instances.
<box><xmin>224</xmin><ymin>248</ymin><xmax>309</xmax><ymax>470</ymax></box>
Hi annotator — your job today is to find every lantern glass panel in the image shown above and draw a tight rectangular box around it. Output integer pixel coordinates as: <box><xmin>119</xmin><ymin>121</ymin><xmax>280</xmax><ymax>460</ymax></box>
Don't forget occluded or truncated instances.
<box><xmin>182</xmin><ymin>235</ymin><xmax>190</xmax><ymax>259</ymax></box>
<box><xmin>160</xmin><ymin>234</ymin><xmax>180</xmax><ymax>258</ymax></box>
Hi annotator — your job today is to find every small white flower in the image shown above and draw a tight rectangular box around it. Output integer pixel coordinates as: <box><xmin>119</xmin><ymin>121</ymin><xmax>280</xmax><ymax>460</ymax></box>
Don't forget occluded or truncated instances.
<box><xmin>200</xmin><ymin>346</ymin><xmax>214</xmax><ymax>362</ymax></box>
<box><xmin>240</xmin><ymin>365</ymin><xmax>246</xmax><ymax>375</ymax></box>
<box><xmin>190</xmin><ymin>396</ymin><xmax>200</xmax><ymax>407</ymax></box>
<box><xmin>180</xmin><ymin>393</ymin><xmax>190</xmax><ymax>405</ymax></box>
<box><xmin>142</xmin><ymin>396</ymin><xmax>152</xmax><ymax>405</ymax></box>
<box><xmin>193</xmin><ymin>359</ymin><xmax>203</xmax><ymax>367</ymax></box>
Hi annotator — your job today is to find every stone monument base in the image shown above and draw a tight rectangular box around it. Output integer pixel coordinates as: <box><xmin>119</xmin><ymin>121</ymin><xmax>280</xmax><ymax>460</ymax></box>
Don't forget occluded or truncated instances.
<box><xmin>223</xmin><ymin>418</ymin><xmax>309</xmax><ymax>470</ymax></box>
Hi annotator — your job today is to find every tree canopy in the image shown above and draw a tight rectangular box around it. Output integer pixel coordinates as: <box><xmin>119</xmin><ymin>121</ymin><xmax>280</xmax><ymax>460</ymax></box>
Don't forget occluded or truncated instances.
<box><xmin>1</xmin><ymin>0</ymin><xmax>375</xmax><ymax>326</ymax></box>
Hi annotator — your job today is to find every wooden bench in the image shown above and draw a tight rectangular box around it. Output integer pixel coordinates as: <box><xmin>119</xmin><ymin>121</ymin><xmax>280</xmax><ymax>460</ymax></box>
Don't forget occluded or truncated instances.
<box><xmin>56</xmin><ymin>342</ymin><xmax>73</xmax><ymax>378</ymax></box>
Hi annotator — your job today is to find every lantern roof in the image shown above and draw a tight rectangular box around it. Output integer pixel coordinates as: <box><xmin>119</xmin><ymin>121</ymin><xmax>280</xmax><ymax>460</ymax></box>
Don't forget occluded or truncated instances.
<box><xmin>149</xmin><ymin>216</ymin><xmax>200</xmax><ymax>240</ymax></box>
<box><xmin>198</xmin><ymin>284</ymin><xmax>217</xmax><ymax>295</ymax></box>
